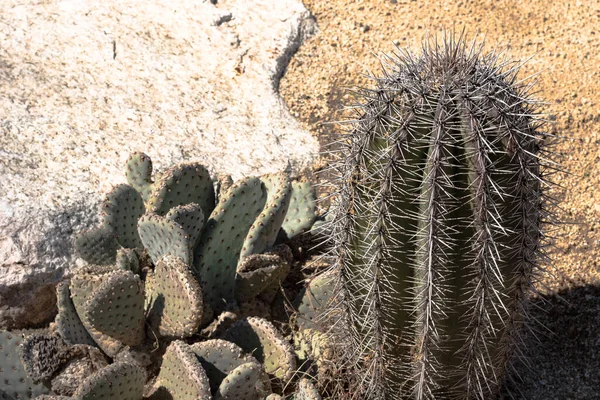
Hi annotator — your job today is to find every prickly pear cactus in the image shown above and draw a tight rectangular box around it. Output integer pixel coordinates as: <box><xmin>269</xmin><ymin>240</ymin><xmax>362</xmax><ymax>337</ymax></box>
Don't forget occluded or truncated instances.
<box><xmin>73</xmin><ymin>361</ymin><xmax>145</xmax><ymax>400</ymax></box>
<box><xmin>191</xmin><ymin>339</ymin><xmax>269</xmax><ymax>397</ymax></box>
<box><xmin>327</xmin><ymin>36</ymin><xmax>551</xmax><ymax>399</ymax></box>
<box><xmin>278</xmin><ymin>178</ymin><xmax>317</xmax><ymax>242</ymax></box>
<box><xmin>0</xmin><ymin>330</ymin><xmax>50</xmax><ymax>399</ymax></box>
<box><xmin>149</xmin><ymin>341</ymin><xmax>211</xmax><ymax>400</ymax></box>
<box><xmin>125</xmin><ymin>152</ymin><xmax>154</xmax><ymax>202</ymax></box>
<box><xmin>146</xmin><ymin>162</ymin><xmax>215</xmax><ymax>218</ymax></box>
<box><xmin>145</xmin><ymin>255</ymin><xmax>204</xmax><ymax>338</ymax></box>
<box><xmin>193</xmin><ymin>177</ymin><xmax>267</xmax><ymax>313</ymax></box>
<box><xmin>223</xmin><ymin>317</ymin><xmax>296</xmax><ymax>382</ymax></box>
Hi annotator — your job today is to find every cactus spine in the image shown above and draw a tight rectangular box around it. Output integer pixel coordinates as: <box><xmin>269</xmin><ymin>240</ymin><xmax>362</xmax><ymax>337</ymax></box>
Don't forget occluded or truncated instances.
<box><xmin>328</xmin><ymin>35</ymin><xmax>551</xmax><ymax>399</ymax></box>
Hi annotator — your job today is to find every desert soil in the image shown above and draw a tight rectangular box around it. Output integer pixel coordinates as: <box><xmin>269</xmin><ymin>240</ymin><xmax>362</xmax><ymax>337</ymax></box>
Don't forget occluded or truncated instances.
<box><xmin>280</xmin><ymin>1</ymin><xmax>600</xmax><ymax>399</ymax></box>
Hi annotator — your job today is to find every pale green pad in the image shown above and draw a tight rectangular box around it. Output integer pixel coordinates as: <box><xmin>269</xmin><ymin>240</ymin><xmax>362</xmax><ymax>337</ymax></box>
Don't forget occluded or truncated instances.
<box><xmin>115</xmin><ymin>248</ymin><xmax>140</xmax><ymax>274</ymax></box>
<box><xmin>294</xmin><ymin>378</ymin><xmax>322</xmax><ymax>400</ymax></box>
<box><xmin>74</xmin><ymin>362</ymin><xmax>145</xmax><ymax>400</ymax></box>
<box><xmin>138</xmin><ymin>214</ymin><xmax>192</xmax><ymax>266</ymax></box>
<box><xmin>150</xmin><ymin>341</ymin><xmax>211</xmax><ymax>400</ymax></box>
<box><xmin>0</xmin><ymin>331</ymin><xmax>50</xmax><ymax>399</ymax></box>
<box><xmin>74</xmin><ymin>226</ymin><xmax>118</xmax><ymax>266</ymax></box>
<box><xmin>166</xmin><ymin>203</ymin><xmax>205</xmax><ymax>249</ymax></box>
<box><xmin>223</xmin><ymin>317</ymin><xmax>296</xmax><ymax>381</ymax></box>
<box><xmin>70</xmin><ymin>267</ymin><xmax>126</xmax><ymax>356</ymax></box>
<box><xmin>190</xmin><ymin>339</ymin><xmax>257</xmax><ymax>394</ymax></box>
<box><xmin>214</xmin><ymin>361</ymin><xmax>262</xmax><ymax>400</ymax></box>
<box><xmin>146</xmin><ymin>255</ymin><xmax>203</xmax><ymax>338</ymax></box>
<box><xmin>125</xmin><ymin>152</ymin><xmax>154</xmax><ymax>202</ymax></box>
<box><xmin>147</xmin><ymin>162</ymin><xmax>215</xmax><ymax>218</ymax></box>
<box><xmin>193</xmin><ymin>177</ymin><xmax>267</xmax><ymax>313</ymax></box>
<box><xmin>293</xmin><ymin>271</ymin><xmax>335</xmax><ymax>332</ymax></box>
<box><xmin>240</xmin><ymin>172</ymin><xmax>291</xmax><ymax>258</ymax></box>
<box><xmin>199</xmin><ymin>311</ymin><xmax>238</xmax><ymax>339</ymax></box>
<box><xmin>84</xmin><ymin>270</ymin><xmax>145</xmax><ymax>346</ymax></box>
<box><xmin>235</xmin><ymin>253</ymin><xmax>290</xmax><ymax>303</ymax></box>
<box><xmin>279</xmin><ymin>179</ymin><xmax>317</xmax><ymax>241</ymax></box>
<box><xmin>54</xmin><ymin>282</ymin><xmax>96</xmax><ymax>346</ymax></box>
<box><xmin>102</xmin><ymin>184</ymin><xmax>145</xmax><ymax>249</ymax></box>
<box><xmin>50</xmin><ymin>345</ymin><xmax>108</xmax><ymax>396</ymax></box>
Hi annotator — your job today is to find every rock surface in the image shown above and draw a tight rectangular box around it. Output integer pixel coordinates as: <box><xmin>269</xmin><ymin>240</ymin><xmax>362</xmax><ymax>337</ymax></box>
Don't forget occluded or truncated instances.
<box><xmin>0</xmin><ymin>0</ymin><xmax>318</xmax><ymax>329</ymax></box>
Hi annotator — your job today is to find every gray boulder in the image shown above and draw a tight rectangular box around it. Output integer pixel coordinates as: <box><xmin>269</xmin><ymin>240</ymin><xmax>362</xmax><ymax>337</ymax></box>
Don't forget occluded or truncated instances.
<box><xmin>0</xmin><ymin>0</ymin><xmax>318</xmax><ymax>328</ymax></box>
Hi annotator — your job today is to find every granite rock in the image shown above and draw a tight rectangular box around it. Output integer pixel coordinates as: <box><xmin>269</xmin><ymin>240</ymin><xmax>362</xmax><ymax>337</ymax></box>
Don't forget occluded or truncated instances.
<box><xmin>0</xmin><ymin>0</ymin><xmax>318</xmax><ymax>328</ymax></box>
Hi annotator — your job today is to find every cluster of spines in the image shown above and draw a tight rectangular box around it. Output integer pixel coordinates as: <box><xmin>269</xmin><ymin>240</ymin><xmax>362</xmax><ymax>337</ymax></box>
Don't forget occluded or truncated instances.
<box><xmin>318</xmin><ymin>33</ymin><xmax>555</xmax><ymax>400</ymax></box>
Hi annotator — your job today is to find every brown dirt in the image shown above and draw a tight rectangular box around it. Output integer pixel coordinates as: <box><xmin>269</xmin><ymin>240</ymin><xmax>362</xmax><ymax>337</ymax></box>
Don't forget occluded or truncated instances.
<box><xmin>280</xmin><ymin>1</ymin><xmax>600</xmax><ymax>398</ymax></box>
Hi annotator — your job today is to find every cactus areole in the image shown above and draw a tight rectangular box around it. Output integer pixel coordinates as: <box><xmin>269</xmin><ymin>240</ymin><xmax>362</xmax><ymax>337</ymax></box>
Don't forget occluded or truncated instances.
<box><xmin>329</xmin><ymin>36</ymin><xmax>551</xmax><ymax>399</ymax></box>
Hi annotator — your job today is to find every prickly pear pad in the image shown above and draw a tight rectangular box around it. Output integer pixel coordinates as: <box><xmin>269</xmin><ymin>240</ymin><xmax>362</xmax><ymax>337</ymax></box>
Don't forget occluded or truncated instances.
<box><xmin>70</xmin><ymin>267</ymin><xmax>127</xmax><ymax>356</ymax></box>
<box><xmin>115</xmin><ymin>248</ymin><xmax>140</xmax><ymax>274</ymax></box>
<box><xmin>295</xmin><ymin>378</ymin><xmax>322</xmax><ymax>400</ymax></box>
<box><xmin>84</xmin><ymin>270</ymin><xmax>145</xmax><ymax>346</ymax></box>
<box><xmin>55</xmin><ymin>281</ymin><xmax>96</xmax><ymax>346</ymax></box>
<box><xmin>194</xmin><ymin>177</ymin><xmax>267</xmax><ymax>313</ymax></box>
<box><xmin>240</xmin><ymin>172</ymin><xmax>291</xmax><ymax>258</ymax></box>
<box><xmin>74</xmin><ymin>361</ymin><xmax>145</xmax><ymax>400</ymax></box>
<box><xmin>224</xmin><ymin>317</ymin><xmax>296</xmax><ymax>382</ymax></box>
<box><xmin>235</xmin><ymin>252</ymin><xmax>290</xmax><ymax>303</ymax></box>
<box><xmin>102</xmin><ymin>183</ymin><xmax>145</xmax><ymax>249</ymax></box>
<box><xmin>293</xmin><ymin>271</ymin><xmax>336</xmax><ymax>332</ymax></box>
<box><xmin>166</xmin><ymin>203</ymin><xmax>205</xmax><ymax>249</ymax></box>
<box><xmin>146</xmin><ymin>255</ymin><xmax>203</xmax><ymax>338</ymax></box>
<box><xmin>215</xmin><ymin>361</ymin><xmax>263</xmax><ymax>400</ymax></box>
<box><xmin>278</xmin><ymin>178</ymin><xmax>317</xmax><ymax>241</ymax></box>
<box><xmin>147</xmin><ymin>162</ymin><xmax>215</xmax><ymax>218</ymax></box>
<box><xmin>125</xmin><ymin>152</ymin><xmax>154</xmax><ymax>202</ymax></box>
<box><xmin>150</xmin><ymin>341</ymin><xmax>211</xmax><ymax>400</ymax></box>
<box><xmin>138</xmin><ymin>213</ymin><xmax>193</xmax><ymax>265</ymax></box>
<box><xmin>74</xmin><ymin>226</ymin><xmax>118</xmax><ymax>266</ymax></box>
<box><xmin>0</xmin><ymin>331</ymin><xmax>50</xmax><ymax>399</ymax></box>
<box><xmin>191</xmin><ymin>339</ymin><xmax>259</xmax><ymax>394</ymax></box>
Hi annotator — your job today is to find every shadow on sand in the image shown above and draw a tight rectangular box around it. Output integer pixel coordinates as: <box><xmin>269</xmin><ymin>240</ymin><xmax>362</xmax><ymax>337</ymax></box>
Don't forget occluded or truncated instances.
<box><xmin>503</xmin><ymin>284</ymin><xmax>600</xmax><ymax>399</ymax></box>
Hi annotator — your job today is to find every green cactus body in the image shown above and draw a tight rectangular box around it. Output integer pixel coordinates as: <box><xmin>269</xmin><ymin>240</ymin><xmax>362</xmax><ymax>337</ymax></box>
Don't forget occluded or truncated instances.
<box><xmin>54</xmin><ymin>282</ymin><xmax>96</xmax><ymax>347</ymax></box>
<box><xmin>329</xmin><ymin>37</ymin><xmax>547</xmax><ymax>399</ymax></box>
<box><xmin>138</xmin><ymin>213</ymin><xmax>193</xmax><ymax>265</ymax></box>
<box><xmin>166</xmin><ymin>203</ymin><xmax>205</xmax><ymax>249</ymax></box>
<box><xmin>294</xmin><ymin>378</ymin><xmax>322</xmax><ymax>400</ymax></box>
<box><xmin>0</xmin><ymin>331</ymin><xmax>50</xmax><ymax>399</ymax></box>
<box><xmin>278</xmin><ymin>178</ymin><xmax>317</xmax><ymax>242</ymax></box>
<box><xmin>74</xmin><ymin>361</ymin><xmax>145</xmax><ymax>400</ymax></box>
<box><xmin>102</xmin><ymin>184</ymin><xmax>145</xmax><ymax>249</ymax></box>
<box><xmin>223</xmin><ymin>317</ymin><xmax>296</xmax><ymax>382</ymax></box>
<box><xmin>147</xmin><ymin>162</ymin><xmax>215</xmax><ymax>218</ymax></box>
<box><xmin>83</xmin><ymin>270</ymin><xmax>145</xmax><ymax>347</ymax></box>
<box><xmin>145</xmin><ymin>255</ymin><xmax>204</xmax><ymax>338</ymax></box>
<box><xmin>240</xmin><ymin>172</ymin><xmax>291</xmax><ymax>258</ymax></box>
<box><xmin>235</xmin><ymin>252</ymin><xmax>290</xmax><ymax>303</ymax></box>
<box><xmin>193</xmin><ymin>177</ymin><xmax>267</xmax><ymax>313</ymax></box>
<box><xmin>70</xmin><ymin>267</ymin><xmax>138</xmax><ymax>356</ymax></box>
<box><xmin>125</xmin><ymin>152</ymin><xmax>154</xmax><ymax>202</ymax></box>
<box><xmin>149</xmin><ymin>341</ymin><xmax>211</xmax><ymax>400</ymax></box>
<box><xmin>214</xmin><ymin>361</ymin><xmax>263</xmax><ymax>400</ymax></box>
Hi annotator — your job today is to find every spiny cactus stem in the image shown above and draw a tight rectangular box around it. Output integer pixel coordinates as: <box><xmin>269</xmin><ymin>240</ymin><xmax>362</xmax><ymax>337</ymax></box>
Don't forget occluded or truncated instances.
<box><xmin>412</xmin><ymin>93</ymin><xmax>456</xmax><ymax>400</ymax></box>
<box><xmin>459</xmin><ymin>97</ymin><xmax>504</xmax><ymax>398</ymax></box>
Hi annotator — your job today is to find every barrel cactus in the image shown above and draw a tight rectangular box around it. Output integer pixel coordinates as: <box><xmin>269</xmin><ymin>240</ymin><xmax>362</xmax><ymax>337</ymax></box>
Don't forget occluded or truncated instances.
<box><xmin>326</xmin><ymin>35</ymin><xmax>553</xmax><ymax>399</ymax></box>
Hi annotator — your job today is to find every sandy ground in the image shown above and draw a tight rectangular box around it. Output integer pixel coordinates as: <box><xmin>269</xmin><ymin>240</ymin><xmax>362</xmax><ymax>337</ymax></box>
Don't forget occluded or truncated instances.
<box><xmin>280</xmin><ymin>1</ymin><xmax>600</xmax><ymax>398</ymax></box>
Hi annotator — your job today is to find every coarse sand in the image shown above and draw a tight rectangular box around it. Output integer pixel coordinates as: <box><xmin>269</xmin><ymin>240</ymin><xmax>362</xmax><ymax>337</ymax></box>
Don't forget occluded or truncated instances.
<box><xmin>280</xmin><ymin>1</ymin><xmax>600</xmax><ymax>398</ymax></box>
